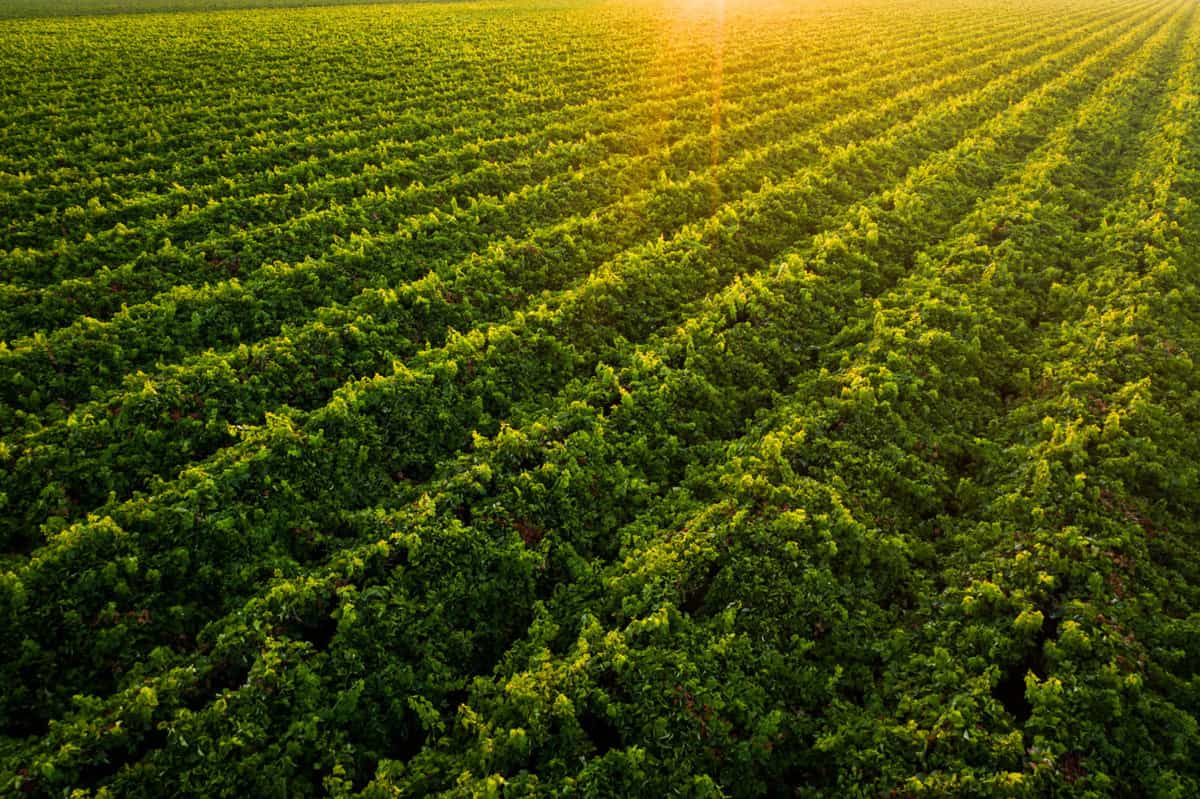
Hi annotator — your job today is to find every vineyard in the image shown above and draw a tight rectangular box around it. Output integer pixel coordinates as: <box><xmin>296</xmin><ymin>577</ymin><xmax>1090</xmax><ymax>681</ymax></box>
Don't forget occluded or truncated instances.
<box><xmin>1</xmin><ymin>0</ymin><xmax>1199</xmax><ymax>794</ymax></box>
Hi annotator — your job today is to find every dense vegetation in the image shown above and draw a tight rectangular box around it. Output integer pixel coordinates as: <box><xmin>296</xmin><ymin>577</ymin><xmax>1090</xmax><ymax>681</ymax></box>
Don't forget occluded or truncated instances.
<box><xmin>1</xmin><ymin>0</ymin><xmax>1198</xmax><ymax>794</ymax></box>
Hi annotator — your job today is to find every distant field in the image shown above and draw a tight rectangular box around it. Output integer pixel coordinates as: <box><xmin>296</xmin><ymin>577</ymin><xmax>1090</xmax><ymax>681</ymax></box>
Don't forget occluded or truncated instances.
<box><xmin>2</xmin><ymin>0</ymin><xmax>1199</xmax><ymax>795</ymax></box>
<box><xmin>0</xmin><ymin>0</ymin><xmax>411</xmax><ymax>18</ymax></box>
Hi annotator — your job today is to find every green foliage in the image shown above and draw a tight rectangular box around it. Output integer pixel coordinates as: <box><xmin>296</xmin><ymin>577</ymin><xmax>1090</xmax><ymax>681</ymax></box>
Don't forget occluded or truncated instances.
<box><xmin>2</xmin><ymin>0</ymin><xmax>1199</xmax><ymax>795</ymax></box>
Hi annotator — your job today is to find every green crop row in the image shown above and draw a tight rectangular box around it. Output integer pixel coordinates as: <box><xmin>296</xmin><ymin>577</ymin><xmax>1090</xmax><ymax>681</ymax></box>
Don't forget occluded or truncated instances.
<box><xmin>0</xmin><ymin>4</ymin><xmax>1030</xmax><ymax>412</ymax></box>
<box><xmin>0</xmin><ymin>0</ymin><xmax>1166</xmax><ymax>752</ymax></box>
<box><xmin>0</xmin><ymin>7</ymin><xmax>952</xmax><ymax>332</ymax></box>
<box><xmin>0</xmin><ymin>1</ymin><xmax>1093</xmax><ymax>549</ymax></box>
<box><xmin>2</xmin><ymin>0</ymin><xmax>1196</xmax><ymax>796</ymax></box>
